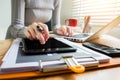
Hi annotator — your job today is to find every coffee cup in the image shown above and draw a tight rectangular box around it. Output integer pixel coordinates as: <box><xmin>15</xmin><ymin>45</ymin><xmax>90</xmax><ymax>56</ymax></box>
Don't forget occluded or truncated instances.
<box><xmin>65</xmin><ymin>19</ymin><xmax>78</xmax><ymax>27</ymax></box>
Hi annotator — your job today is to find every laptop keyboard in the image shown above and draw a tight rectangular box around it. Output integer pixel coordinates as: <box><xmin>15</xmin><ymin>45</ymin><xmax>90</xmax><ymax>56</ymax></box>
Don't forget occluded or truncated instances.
<box><xmin>64</xmin><ymin>33</ymin><xmax>90</xmax><ymax>42</ymax></box>
<box><xmin>82</xmin><ymin>42</ymin><xmax>120</xmax><ymax>57</ymax></box>
<box><xmin>73</xmin><ymin>33</ymin><xmax>90</xmax><ymax>38</ymax></box>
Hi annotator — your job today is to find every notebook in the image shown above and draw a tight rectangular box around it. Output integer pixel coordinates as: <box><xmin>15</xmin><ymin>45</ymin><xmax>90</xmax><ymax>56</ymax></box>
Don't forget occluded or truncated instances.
<box><xmin>65</xmin><ymin>16</ymin><xmax>120</xmax><ymax>42</ymax></box>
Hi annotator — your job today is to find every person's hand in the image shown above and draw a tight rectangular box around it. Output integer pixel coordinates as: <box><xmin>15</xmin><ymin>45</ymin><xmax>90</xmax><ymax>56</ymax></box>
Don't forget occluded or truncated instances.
<box><xmin>24</xmin><ymin>22</ymin><xmax>49</xmax><ymax>44</ymax></box>
<box><xmin>55</xmin><ymin>25</ymin><xmax>73</xmax><ymax>37</ymax></box>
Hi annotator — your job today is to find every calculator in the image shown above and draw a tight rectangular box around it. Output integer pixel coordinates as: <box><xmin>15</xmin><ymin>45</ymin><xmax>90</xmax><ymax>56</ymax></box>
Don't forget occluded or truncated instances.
<box><xmin>82</xmin><ymin>42</ymin><xmax>120</xmax><ymax>57</ymax></box>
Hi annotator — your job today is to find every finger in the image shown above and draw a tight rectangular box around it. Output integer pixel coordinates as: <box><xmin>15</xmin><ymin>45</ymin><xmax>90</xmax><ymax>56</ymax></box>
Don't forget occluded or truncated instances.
<box><xmin>31</xmin><ymin>22</ymin><xmax>39</xmax><ymax>34</ymax></box>
<box><xmin>56</xmin><ymin>26</ymin><xmax>67</xmax><ymax>36</ymax></box>
<box><xmin>67</xmin><ymin>27</ymin><xmax>73</xmax><ymax>37</ymax></box>
<box><xmin>36</xmin><ymin>32</ymin><xmax>45</xmax><ymax>44</ymax></box>
<box><xmin>24</xmin><ymin>29</ymin><xmax>33</xmax><ymax>40</ymax></box>
<box><xmin>27</xmin><ymin>27</ymin><xmax>36</xmax><ymax>39</ymax></box>
<box><xmin>32</xmin><ymin>23</ymin><xmax>47</xmax><ymax>43</ymax></box>
<box><xmin>38</xmin><ymin>23</ymin><xmax>49</xmax><ymax>41</ymax></box>
<box><xmin>61</xmin><ymin>26</ymin><xmax>67</xmax><ymax>35</ymax></box>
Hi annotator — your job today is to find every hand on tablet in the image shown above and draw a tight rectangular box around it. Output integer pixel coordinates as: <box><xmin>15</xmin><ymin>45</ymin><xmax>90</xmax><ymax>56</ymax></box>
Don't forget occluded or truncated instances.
<box><xmin>24</xmin><ymin>22</ymin><xmax>49</xmax><ymax>44</ymax></box>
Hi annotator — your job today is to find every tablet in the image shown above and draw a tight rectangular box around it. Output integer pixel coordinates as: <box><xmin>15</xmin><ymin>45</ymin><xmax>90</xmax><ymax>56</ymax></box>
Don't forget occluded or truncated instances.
<box><xmin>22</xmin><ymin>38</ymin><xmax>76</xmax><ymax>55</ymax></box>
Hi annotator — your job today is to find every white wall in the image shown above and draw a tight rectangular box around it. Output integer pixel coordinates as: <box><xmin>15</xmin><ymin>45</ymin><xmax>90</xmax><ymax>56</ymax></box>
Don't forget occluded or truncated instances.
<box><xmin>61</xmin><ymin>0</ymin><xmax>73</xmax><ymax>25</ymax></box>
<box><xmin>0</xmin><ymin>0</ymin><xmax>11</xmax><ymax>40</ymax></box>
<box><xmin>1</xmin><ymin>0</ymin><xmax>119</xmax><ymax>40</ymax></box>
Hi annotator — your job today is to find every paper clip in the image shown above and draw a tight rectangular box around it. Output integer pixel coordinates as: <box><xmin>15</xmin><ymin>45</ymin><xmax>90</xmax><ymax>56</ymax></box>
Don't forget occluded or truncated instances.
<box><xmin>63</xmin><ymin>56</ymin><xmax>85</xmax><ymax>73</ymax></box>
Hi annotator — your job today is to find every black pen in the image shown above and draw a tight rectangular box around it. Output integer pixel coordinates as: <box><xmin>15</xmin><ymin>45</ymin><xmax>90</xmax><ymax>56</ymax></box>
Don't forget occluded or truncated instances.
<box><xmin>36</xmin><ymin>25</ymin><xmax>44</xmax><ymax>33</ymax></box>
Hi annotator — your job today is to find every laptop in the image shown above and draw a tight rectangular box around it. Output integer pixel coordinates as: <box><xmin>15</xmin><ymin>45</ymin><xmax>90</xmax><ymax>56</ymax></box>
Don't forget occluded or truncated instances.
<box><xmin>65</xmin><ymin>16</ymin><xmax>120</xmax><ymax>42</ymax></box>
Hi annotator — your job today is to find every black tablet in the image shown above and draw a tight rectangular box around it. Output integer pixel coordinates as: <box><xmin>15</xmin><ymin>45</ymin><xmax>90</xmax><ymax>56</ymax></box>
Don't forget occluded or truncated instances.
<box><xmin>22</xmin><ymin>38</ymin><xmax>76</xmax><ymax>55</ymax></box>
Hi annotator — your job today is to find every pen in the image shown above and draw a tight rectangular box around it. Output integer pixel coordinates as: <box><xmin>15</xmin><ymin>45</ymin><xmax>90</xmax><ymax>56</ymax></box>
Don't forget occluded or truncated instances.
<box><xmin>82</xmin><ymin>16</ymin><xmax>90</xmax><ymax>33</ymax></box>
<box><xmin>36</xmin><ymin>25</ymin><xmax>44</xmax><ymax>33</ymax></box>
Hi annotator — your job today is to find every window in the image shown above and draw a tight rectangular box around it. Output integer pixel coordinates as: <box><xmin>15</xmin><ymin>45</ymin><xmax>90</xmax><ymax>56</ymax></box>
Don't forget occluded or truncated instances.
<box><xmin>72</xmin><ymin>0</ymin><xmax>120</xmax><ymax>26</ymax></box>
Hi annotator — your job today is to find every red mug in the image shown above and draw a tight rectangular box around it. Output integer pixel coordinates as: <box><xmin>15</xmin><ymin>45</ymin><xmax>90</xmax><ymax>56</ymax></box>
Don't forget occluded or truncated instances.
<box><xmin>65</xmin><ymin>19</ymin><xmax>78</xmax><ymax>27</ymax></box>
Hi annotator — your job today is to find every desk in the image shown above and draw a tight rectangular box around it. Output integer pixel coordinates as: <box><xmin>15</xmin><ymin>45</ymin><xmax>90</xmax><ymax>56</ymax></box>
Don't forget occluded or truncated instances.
<box><xmin>0</xmin><ymin>39</ymin><xmax>120</xmax><ymax>80</ymax></box>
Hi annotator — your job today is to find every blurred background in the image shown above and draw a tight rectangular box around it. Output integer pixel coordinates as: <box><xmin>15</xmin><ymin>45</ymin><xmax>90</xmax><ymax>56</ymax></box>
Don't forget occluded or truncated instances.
<box><xmin>0</xmin><ymin>0</ymin><xmax>120</xmax><ymax>40</ymax></box>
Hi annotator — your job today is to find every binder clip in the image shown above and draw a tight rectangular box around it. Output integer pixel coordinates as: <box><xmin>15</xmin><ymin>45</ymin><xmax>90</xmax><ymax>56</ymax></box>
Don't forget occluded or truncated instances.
<box><xmin>39</xmin><ymin>56</ymin><xmax>98</xmax><ymax>73</ymax></box>
<box><xmin>62</xmin><ymin>56</ymin><xmax>85</xmax><ymax>73</ymax></box>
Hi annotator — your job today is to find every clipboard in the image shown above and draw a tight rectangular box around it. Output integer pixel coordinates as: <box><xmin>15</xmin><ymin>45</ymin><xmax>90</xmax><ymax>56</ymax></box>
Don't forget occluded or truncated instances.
<box><xmin>1</xmin><ymin>38</ymin><xmax>109</xmax><ymax>73</ymax></box>
<box><xmin>0</xmin><ymin>38</ymin><xmax>120</xmax><ymax>79</ymax></box>
<box><xmin>0</xmin><ymin>58</ymin><xmax>120</xmax><ymax>80</ymax></box>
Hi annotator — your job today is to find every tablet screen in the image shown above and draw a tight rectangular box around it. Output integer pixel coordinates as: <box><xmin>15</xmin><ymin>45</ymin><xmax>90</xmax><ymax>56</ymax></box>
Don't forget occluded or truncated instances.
<box><xmin>22</xmin><ymin>38</ymin><xmax>76</xmax><ymax>55</ymax></box>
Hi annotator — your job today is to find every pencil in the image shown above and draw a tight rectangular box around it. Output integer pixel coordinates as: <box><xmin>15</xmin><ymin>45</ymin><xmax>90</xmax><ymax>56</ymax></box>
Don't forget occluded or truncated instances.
<box><xmin>82</xmin><ymin>16</ymin><xmax>90</xmax><ymax>33</ymax></box>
